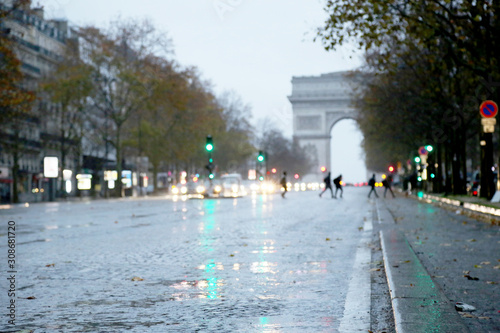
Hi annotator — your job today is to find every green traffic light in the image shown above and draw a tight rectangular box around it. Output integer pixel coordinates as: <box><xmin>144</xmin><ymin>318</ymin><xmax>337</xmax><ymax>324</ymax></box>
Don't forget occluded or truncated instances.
<box><xmin>206</xmin><ymin>135</ymin><xmax>214</xmax><ymax>152</ymax></box>
<box><xmin>257</xmin><ymin>150</ymin><xmax>265</xmax><ymax>162</ymax></box>
<box><xmin>414</xmin><ymin>156</ymin><xmax>421</xmax><ymax>163</ymax></box>
<box><xmin>425</xmin><ymin>145</ymin><xmax>433</xmax><ymax>152</ymax></box>
<box><xmin>209</xmin><ymin>173</ymin><xmax>214</xmax><ymax>179</ymax></box>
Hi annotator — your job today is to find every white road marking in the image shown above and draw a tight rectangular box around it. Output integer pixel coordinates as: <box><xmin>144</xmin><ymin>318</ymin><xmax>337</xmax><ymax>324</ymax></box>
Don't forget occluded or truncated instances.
<box><xmin>338</xmin><ymin>219</ymin><xmax>372</xmax><ymax>332</ymax></box>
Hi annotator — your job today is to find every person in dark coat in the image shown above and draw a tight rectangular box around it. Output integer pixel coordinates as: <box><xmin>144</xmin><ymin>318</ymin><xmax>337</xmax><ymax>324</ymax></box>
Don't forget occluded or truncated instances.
<box><xmin>319</xmin><ymin>172</ymin><xmax>334</xmax><ymax>198</ymax></box>
<box><xmin>280</xmin><ymin>171</ymin><xmax>287</xmax><ymax>198</ymax></box>
<box><xmin>383</xmin><ymin>175</ymin><xmax>395</xmax><ymax>198</ymax></box>
<box><xmin>333</xmin><ymin>174</ymin><xmax>343</xmax><ymax>198</ymax></box>
<box><xmin>368</xmin><ymin>174</ymin><xmax>379</xmax><ymax>198</ymax></box>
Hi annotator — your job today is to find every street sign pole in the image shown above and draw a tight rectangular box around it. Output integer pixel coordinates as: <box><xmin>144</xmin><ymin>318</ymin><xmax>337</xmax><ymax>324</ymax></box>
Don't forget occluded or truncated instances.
<box><xmin>480</xmin><ymin>133</ymin><xmax>494</xmax><ymax>199</ymax></box>
<box><xmin>479</xmin><ymin>100</ymin><xmax>498</xmax><ymax>200</ymax></box>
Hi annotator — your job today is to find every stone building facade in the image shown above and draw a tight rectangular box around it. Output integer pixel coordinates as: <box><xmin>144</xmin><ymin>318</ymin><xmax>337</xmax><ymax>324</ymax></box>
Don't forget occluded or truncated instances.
<box><xmin>0</xmin><ymin>0</ymin><xmax>77</xmax><ymax>202</ymax></box>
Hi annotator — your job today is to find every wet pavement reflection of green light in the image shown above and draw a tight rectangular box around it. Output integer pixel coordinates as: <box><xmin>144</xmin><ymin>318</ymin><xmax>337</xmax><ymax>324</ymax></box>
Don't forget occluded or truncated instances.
<box><xmin>200</xmin><ymin>200</ymin><xmax>220</xmax><ymax>299</ymax></box>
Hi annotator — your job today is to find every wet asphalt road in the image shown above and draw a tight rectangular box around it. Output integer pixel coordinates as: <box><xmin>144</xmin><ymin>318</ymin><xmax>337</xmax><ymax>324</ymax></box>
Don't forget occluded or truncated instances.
<box><xmin>1</xmin><ymin>188</ymin><xmax>376</xmax><ymax>332</ymax></box>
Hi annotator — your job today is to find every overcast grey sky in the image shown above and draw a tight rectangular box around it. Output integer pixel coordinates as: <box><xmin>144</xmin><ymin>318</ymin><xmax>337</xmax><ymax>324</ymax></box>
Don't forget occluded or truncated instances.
<box><xmin>38</xmin><ymin>0</ymin><xmax>367</xmax><ymax>181</ymax></box>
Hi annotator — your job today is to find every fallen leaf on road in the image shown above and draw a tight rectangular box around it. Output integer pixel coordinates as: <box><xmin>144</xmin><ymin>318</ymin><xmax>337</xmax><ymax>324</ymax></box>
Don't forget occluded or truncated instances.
<box><xmin>326</xmin><ymin>238</ymin><xmax>331</xmax><ymax>241</ymax></box>
<box><xmin>458</xmin><ymin>312</ymin><xmax>475</xmax><ymax>318</ymax></box>
<box><xmin>229</xmin><ymin>254</ymin><xmax>234</xmax><ymax>257</ymax></box>
<box><xmin>370</xmin><ymin>268</ymin><xmax>381</xmax><ymax>272</ymax></box>
<box><xmin>464</xmin><ymin>274</ymin><xmax>479</xmax><ymax>280</ymax></box>
<box><xmin>486</xmin><ymin>281</ymin><xmax>498</xmax><ymax>285</ymax></box>
<box><xmin>131</xmin><ymin>276</ymin><xmax>144</xmax><ymax>281</ymax></box>
<box><xmin>467</xmin><ymin>239</ymin><xmax>477</xmax><ymax>242</ymax></box>
<box><xmin>114</xmin><ymin>221</ymin><xmax>118</xmax><ymax>224</ymax></box>
<box><xmin>26</xmin><ymin>296</ymin><xmax>36</xmax><ymax>299</ymax></box>
<box><xmin>480</xmin><ymin>261</ymin><xmax>491</xmax><ymax>265</ymax></box>
<box><xmin>494</xmin><ymin>265</ymin><xmax>500</xmax><ymax>269</ymax></box>
<box><xmin>358</xmin><ymin>227</ymin><xmax>363</xmax><ymax>231</ymax></box>
<box><xmin>45</xmin><ymin>263</ymin><xmax>55</xmax><ymax>267</ymax></box>
<box><xmin>474</xmin><ymin>265</ymin><xmax>482</xmax><ymax>268</ymax></box>
<box><xmin>478</xmin><ymin>316</ymin><xmax>491</xmax><ymax>320</ymax></box>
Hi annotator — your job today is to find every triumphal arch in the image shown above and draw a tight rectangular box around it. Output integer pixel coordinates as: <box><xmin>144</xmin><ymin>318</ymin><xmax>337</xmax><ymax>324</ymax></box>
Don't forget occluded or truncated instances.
<box><xmin>288</xmin><ymin>71</ymin><xmax>358</xmax><ymax>180</ymax></box>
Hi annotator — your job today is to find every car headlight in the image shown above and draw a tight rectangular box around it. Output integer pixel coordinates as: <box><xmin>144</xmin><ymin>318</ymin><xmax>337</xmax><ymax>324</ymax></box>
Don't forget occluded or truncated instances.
<box><xmin>196</xmin><ymin>186</ymin><xmax>205</xmax><ymax>194</ymax></box>
<box><xmin>181</xmin><ymin>186</ymin><xmax>188</xmax><ymax>194</ymax></box>
<box><xmin>214</xmin><ymin>185</ymin><xmax>222</xmax><ymax>193</ymax></box>
<box><xmin>172</xmin><ymin>186</ymin><xmax>179</xmax><ymax>194</ymax></box>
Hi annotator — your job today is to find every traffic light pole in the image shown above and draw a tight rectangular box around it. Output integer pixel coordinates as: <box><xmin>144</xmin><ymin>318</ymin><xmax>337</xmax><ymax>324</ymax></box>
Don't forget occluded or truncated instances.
<box><xmin>265</xmin><ymin>151</ymin><xmax>268</xmax><ymax>181</ymax></box>
<box><xmin>257</xmin><ymin>151</ymin><xmax>265</xmax><ymax>181</ymax></box>
<box><xmin>205</xmin><ymin>135</ymin><xmax>214</xmax><ymax>183</ymax></box>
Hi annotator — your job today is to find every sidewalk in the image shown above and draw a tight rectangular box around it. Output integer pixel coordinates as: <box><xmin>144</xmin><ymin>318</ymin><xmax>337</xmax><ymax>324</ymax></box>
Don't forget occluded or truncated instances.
<box><xmin>375</xmin><ymin>194</ymin><xmax>500</xmax><ymax>333</ymax></box>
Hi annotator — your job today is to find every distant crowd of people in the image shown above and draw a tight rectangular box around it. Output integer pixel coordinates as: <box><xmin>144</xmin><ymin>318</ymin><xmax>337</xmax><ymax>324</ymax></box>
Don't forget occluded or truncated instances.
<box><xmin>279</xmin><ymin>169</ymin><xmax>396</xmax><ymax>199</ymax></box>
<box><xmin>319</xmin><ymin>170</ymin><xmax>395</xmax><ymax>199</ymax></box>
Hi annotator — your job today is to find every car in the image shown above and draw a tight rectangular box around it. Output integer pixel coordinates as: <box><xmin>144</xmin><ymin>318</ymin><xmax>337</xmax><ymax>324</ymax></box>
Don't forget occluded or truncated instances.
<box><xmin>171</xmin><ymin>180</ymin><xmax>206</xmax><ymax>196</ymax></box>
<box><xmin>219</xmin><ymin>174</ymin><xmax>246</xmax><ymax>197</ymax></box>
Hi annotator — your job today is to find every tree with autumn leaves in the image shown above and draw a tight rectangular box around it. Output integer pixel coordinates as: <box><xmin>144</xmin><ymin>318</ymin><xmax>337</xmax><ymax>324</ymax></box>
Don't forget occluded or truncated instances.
<box><xmin>0</xmin><ymin>1</ymin><xmax>35</xmax><ymax>118</ymax></box>
<box><xmin>4</xmin><ymin>10</ymin><xmax>310</xmax><ymax>200</ymax></box>
<box><xmin>43</xmin><ymin>19</ymin><xmax>256</xmax><ymax>197</ymax></box>
<box><xmin>40</xmin><ymin>37</ymin><xmax>93</xmax><ymax>197</ymax></box>
<box><xmin>317</xmin><ymin>0</ymin><xmax>500</xmax><ymax>194</ymax></box>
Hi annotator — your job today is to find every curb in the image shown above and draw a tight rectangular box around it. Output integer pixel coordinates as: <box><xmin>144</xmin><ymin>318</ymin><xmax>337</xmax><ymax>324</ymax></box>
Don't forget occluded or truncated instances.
<box><xmin>378</xmin><ymin>218</ymin><xmax>469</xmax><ymax>332</ymax></box>
<box><xmin>406</xmin><ymin>192</ymin><xmax>500</xmax><ymax>225</ymax></box>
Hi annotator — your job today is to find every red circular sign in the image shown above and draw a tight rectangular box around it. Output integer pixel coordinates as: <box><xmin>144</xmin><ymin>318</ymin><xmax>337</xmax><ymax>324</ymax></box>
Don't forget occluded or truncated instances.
<box><xmin>479</xmin><ymin>100</ymin><xmax>498</xmax><ymax>118</ymax></box>
<box><xmin>418</xmin><ymin>146</ymin><xmax>428</xmax><ymax>155</ymax></box>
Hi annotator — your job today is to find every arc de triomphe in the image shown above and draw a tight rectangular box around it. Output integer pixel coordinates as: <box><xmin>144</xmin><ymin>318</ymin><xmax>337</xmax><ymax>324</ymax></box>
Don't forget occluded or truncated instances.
<box><xmin>288</xmin><ymin>71</ymin><xmax>358</xmax><ymax>180</ymax></box>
